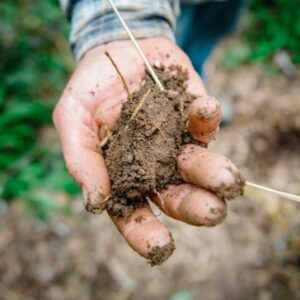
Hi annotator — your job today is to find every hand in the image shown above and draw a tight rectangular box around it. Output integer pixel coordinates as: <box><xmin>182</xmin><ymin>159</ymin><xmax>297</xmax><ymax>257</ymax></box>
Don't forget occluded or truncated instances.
<box><xmin>53</xmin><ymin>37</ymin><xmax>243</xmax><ymax>263</ymax></box>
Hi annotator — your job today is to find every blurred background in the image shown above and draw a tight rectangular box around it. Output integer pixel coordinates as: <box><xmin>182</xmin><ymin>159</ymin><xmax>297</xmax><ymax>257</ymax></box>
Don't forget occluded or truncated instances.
<box><xmin>0</xmin><ymin>0</ymin><xmax>299</xmax><ymax>299</ymax></box>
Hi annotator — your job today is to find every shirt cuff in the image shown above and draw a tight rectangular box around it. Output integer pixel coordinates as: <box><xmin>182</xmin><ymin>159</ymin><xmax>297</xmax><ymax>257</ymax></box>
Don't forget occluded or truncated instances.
<box><xmin>70</xmin><ymin>0</ymin><xmax>178</xmax><ymax>61</ymax></box>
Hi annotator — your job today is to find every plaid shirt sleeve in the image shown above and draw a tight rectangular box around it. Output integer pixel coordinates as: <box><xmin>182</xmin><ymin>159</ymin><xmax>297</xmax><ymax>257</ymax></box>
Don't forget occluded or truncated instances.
<box><xmin>60</xmin><ymin>0</ymin><xmax>179</xmax><ymax>61</ymax></box>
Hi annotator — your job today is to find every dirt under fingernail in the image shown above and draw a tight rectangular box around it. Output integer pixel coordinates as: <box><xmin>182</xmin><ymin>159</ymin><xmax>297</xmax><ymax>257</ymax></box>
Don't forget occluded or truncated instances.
<box><xmin>213</xmin><ymin>172</ymin><xmax>245</xmax><ymax>201</ymax></box>
<box><xmin>147</xmin><ymin>236</ymin><xmax>176</xmax><ymax>266</ymax></box>
<box><xmin>84</xmin><ymin>190</ymin><xmax>107</xmax><ymax>214</ymax></box>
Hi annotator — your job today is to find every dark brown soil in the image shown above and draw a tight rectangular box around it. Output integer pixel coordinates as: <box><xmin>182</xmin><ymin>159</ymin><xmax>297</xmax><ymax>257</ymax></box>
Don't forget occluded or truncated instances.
<box><xmin>148</xmin><ymin>234</ymin><xmax>175</xmax><ymax>266</ymax></box>
<box><xmin>104</xmin><ymin>66</ymin><xmax>195</xmax><ymax>218</ymax></box>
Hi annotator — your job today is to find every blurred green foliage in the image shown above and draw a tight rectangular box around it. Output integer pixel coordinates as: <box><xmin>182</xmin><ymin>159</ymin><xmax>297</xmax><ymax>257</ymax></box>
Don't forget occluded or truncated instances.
<box><xmin>245</xmin><ymin>0</ymin><xmax>300</xmax><ymax>64</ymax></box>
<box><xmin>221</xmin><ymin>0</ymin><xmax>300</xmax><ymax>71</ymax></box>
<box><xmin>170</xmin><ymin>289</ymin><xmax>195</xmax><ymax>300</ymax></box>
<box><xmin>0</xmin><ymin>0</ymin><xmax>79</xmax><ymax>218</ymax></box>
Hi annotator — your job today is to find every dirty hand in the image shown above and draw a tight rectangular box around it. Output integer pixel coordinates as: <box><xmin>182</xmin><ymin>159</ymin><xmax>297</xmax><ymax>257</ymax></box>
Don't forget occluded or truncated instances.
<box><xmin>53</xmin><ymin>37</ymin><xmax>243</xmax><ymax>262</ymax></box>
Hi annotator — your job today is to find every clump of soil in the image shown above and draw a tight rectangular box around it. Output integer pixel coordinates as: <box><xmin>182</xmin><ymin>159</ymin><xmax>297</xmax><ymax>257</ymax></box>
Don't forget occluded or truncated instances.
<box><xmin>148</xmin><ymin>234</ymin><xmax>175</xmax><ymax>266</ymax></box>
<box><xmin>104</xmin><ymin>66</ymin><xmax>195</xmax><ymax>218</ymax></box>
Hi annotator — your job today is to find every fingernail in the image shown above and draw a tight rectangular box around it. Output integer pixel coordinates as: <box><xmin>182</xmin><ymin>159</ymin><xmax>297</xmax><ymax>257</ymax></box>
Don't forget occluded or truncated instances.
<box><xmin>82</xmin><ymin>187</ymin><xmax>107</xmax><ymax>214</ymax></box>
<box><xmin>195</xmin><ymin>96</ymin><xmax>220</xmax><ymax>121</ymax></box>
<box><xmin>213</xmin><ymin>168</ymin><xmax>245</xmax><ymax>201</ymax></box>
<box><xmin>147</xmin><ymin>234</ymin><xmax>175</xmax><ymax>266</ymax></box>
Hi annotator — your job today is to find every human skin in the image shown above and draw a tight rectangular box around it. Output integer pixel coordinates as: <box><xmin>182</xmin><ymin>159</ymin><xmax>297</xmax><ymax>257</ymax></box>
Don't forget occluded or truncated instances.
<box><xmin>53</xmin><ymin>37</ymin><xmax>242</xmax><ymax>259</ymax></box>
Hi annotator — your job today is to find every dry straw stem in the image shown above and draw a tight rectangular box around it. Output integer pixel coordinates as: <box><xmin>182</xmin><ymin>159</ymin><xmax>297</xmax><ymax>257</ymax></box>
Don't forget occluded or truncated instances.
<box><xmin>100</xmin><ymin>135</ymin><xmax>110</xmax><ymax>148</ymax></box>
<box><xmin>126</xmin><ymin>89</ymin><xmax>151</xmax><ymax>123</ymax></box>
<box><xmin>101</xmin><ymin>53</ymin><xmax>151</xmax><ymax>147</ymax></box>
<box><xmin>107</xmin><ymin>0</ymin><xmax>164</xmax><ymax>91</ymax></box>
<box><xmin>245</xmin><ymin>181</ymin><xmax>300</xmax><ymax>204</ymax></box>
<box><xmin>123</xmin><ymin>89</ymin><xmax>151</xmax><ymax>133</ymax></box>
<box><xmin>99</xmin><ymin>111</ymin><xmax>112</xmax><ymax>148</ymax></box>
<box><xmin>100</xmin><ymin>51</ymin><xmax>131</xmax><ymax>148</ymax></box>
<box><xmin>105</xmin><ymin>51</ymin><xmax>131</xmax><ymax>101</ymax></box>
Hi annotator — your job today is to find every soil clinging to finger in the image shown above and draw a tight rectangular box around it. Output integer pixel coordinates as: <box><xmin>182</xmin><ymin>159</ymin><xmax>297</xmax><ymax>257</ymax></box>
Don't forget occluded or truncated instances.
<box><xmin>148</xmin><ymin>234</ymin><xmax>176</xmax><ymax>266</ymax></box>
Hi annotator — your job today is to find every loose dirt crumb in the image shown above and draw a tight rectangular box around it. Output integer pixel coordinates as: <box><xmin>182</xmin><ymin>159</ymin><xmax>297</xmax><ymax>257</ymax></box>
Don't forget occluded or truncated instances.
<box><xmin>148</xmin><ymin>235</ymin><xmax>176</xmax><ymax>266</ymax></box>
<box><xmin>213</xmin><ymin>172</ymin><xmax>245</xmax><ymax>201</ymax></box>
<box><xmin>135</xmin><ymin>216</ymin><xmax>145</xmax><ymax>223</ymax></box>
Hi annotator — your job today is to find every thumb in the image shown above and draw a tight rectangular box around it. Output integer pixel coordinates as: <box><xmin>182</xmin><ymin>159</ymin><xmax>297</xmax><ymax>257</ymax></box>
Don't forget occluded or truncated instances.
<box><xmin>53</xmin><ymin>90</ymin><xmax>110</xmax><ymax>214</ymax></box>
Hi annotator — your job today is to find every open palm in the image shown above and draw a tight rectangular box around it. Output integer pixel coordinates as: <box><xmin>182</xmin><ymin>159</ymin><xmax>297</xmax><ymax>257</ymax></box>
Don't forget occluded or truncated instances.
<box><xmin>53</xmin><ymin>38</ymin><xmax>242</xmax><ymax>263</ymax></box>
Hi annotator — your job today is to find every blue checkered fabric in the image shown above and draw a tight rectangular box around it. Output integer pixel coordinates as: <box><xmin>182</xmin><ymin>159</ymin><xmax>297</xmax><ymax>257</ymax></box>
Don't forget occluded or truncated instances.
<box><xmin>61</xmin><ymin>0</ymin><xmax>184</xmax><ymax>61</ymax></box>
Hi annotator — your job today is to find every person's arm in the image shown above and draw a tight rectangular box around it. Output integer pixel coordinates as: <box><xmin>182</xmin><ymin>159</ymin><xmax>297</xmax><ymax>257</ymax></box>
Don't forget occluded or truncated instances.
<box><xmin>54</xmin><ymin>0</ymin><xmax>242</xmax><ymax>263</ymax></box>
<box><xmin>61</xmin><ymin>0</ymin><xmax>179</xmax><ymax>61</ymax></box>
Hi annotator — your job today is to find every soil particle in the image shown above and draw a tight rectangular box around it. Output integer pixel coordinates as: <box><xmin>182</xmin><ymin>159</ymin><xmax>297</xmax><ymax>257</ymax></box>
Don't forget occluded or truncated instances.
<box><xmin>206</xmin><ymin>207</ymin><xmax>227</xmax><ymax>226</ymax></box>
<box><xmin>84</xmin><ymin>190</ymin><xmax>106</xmax><ymax>215</ymax></box>
<box><xmin>209</xmin><ymin>165</ymin><xmax>245</xmax><ymax>201</ymax></box>
<box><xmin>213</xmin><ymin>172</ymin><xmax>245</xmax><ymax>200</ymax></box>
<box><xmin>104</xmin><ymin>66</ymin><xmax>195</xmax><ymax>219</ymax></box>
<box><xmin>135</xmin><ymin>216</ymin><xmax>145</xmax><ymax>223</ymax></box>
<box><xmin>148</xmin><ymin>235</ymin><xmax>176</xmax><ymax>266</ymax></box>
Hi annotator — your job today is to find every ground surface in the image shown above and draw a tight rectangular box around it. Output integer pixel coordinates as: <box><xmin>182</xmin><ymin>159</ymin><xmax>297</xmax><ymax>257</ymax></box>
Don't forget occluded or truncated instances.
<box><xmin>1</xmin><ymin>46</ymin><xmax>299</xmax><ymax>300</ymax></box>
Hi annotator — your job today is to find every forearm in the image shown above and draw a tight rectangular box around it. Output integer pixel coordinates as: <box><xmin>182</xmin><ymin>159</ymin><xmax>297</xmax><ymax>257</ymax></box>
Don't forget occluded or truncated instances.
<box><xmin>60</xmin><ymin>0</ymin><xmax>179</xmax><ymax>61</ymax></box>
